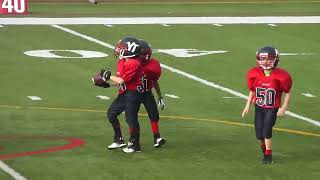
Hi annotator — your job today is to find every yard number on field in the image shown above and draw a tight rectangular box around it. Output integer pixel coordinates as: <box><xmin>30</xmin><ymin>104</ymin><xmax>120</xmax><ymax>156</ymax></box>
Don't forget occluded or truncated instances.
<box><xmin>0</xmin><ymin>0</ymin><xmax>27</xmax><ymax>14</ymax></box>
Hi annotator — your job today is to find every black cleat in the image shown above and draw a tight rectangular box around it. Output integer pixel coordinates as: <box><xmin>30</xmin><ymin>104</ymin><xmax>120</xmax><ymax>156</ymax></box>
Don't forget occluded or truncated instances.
<box><xmin>154</xmin><ymin>137</ymin><xmax>166</xmax><ymax>148</ymax></box>
<box><xmin>261</xmin><ymin>154</ymin><xmax>273</xmax><ymax>164</ymax></box>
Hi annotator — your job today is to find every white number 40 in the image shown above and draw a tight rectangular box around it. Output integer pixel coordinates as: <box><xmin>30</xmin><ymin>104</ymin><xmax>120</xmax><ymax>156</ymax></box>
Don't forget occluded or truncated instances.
<box><xmin>1</xmin><ymin>0</ymin><xmax>25</xmax><ymax>13</ymax></box>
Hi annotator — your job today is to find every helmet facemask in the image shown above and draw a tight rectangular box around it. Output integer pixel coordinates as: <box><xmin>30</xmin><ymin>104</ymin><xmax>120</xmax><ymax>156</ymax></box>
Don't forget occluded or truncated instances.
<box><xmin>256</xmin><ymin>46</ymin><xmax>279</xmax><ymax>70</ymax></box>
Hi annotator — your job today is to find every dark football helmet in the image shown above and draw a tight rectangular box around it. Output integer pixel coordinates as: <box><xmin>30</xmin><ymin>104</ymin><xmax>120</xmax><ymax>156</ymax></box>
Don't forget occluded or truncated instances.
<box><xmin>256</xmin><ymin>46</ymin><xmax>279</xmax><ymax>70</ymax></box>
<box><xmin>139</xmin><ymin>39</ymin><xmax>152</xmax><ymax>62</ymax></box>
<box><xmin>114</xmin><ymin>36</ymin><xmax>141</xmax><ymax>59</ymax></box>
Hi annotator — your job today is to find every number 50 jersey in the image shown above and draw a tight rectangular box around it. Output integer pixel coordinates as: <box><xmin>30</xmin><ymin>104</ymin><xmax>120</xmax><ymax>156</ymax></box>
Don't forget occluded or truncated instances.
<box><xmin>247</xmin><ymin>67</ymin><xmax>292</xmax><ymax>109</ymax></box>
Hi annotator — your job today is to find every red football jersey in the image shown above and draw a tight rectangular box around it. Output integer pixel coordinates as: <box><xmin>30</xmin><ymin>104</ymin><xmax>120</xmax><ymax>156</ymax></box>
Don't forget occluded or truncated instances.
<box><xmin>120</xmin><ymin>58</ymin><xmax>143</xmax><ymax>92</ymax></box>
<box><xmin>142</xmin><ymin>58</ymin><xmax>161</xmax><ymax>91</ymax></box>
<box><xmin>247</xmin><ymin>67</ymin><xmax>292</xmax><ymax>109</ymax></box>
<box><xmin>116</xmin><ymin>59</ymin><xmax>126</xmax><ymax>94</ymax></box>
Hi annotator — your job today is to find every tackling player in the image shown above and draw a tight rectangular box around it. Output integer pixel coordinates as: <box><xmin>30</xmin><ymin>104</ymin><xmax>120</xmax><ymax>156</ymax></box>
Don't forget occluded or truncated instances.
<box><xmin>241</xmin><ymin>46</ymin><xmax>292</xmax><ymax>164</ymax></box>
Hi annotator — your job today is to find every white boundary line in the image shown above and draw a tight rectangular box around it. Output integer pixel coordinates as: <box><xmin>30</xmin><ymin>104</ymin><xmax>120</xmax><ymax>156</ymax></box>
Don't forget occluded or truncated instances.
<box><xmin>1</xmin><ymin>16</ymin><xmax>320</xmax><ymax>25</ymax></box>
<box><xmin>0</xmin><ymin>160</ymin><xmax>27</xmax><ymax>180</ymax></box>
<box><xmin>50</xmin><ymin>23</ymin><xmax>320</xmax><ymax>127</ymax></box>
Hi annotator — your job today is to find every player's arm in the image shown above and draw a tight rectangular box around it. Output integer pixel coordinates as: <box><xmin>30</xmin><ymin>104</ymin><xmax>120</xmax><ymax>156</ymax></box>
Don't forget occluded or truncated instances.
<box><xmin>154</xmin><ymin>80</ymin><xmax>165</xmax><ymax>110</ymax></box>
<box><xmin>154</xmin><ymin>80</ymin><xmax>162</xmax><ymax>98</ymax></box>
<box><xmin>110</xmin><ymin>75</ymin><xmax>125</xmax><ymax>85</ymax></box>
<box><xmin>277</xmin><ymin>92</ymin><xmax>291</xmax><ymax>117</ymax></box>
<box><xmin>242</xmin><ymin>91</ymin><xmax>254</xmax><ymax>117</ymax></box>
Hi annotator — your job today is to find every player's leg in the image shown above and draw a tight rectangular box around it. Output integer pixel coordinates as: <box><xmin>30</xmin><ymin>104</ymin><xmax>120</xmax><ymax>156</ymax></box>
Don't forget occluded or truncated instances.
<box><xmin>106</xmin><ymin>95</ymin><xmax>126</xmax><ymax>149</ymax></box>
<box><xmin>261</xmin><ymin>108</ymin><xmax>278</xmax><ymax>164</ymax></box>
<box><xmin>254</xmin><ymin>105</ymin><xmax>265</xmax><ymax>161</ymax></box>
<box><xmin>123</xmin><ymin>91</ymin><xmax>142</xmax><ymax>153</ymax></box>
<box><xmin>143</xmin><ymin>91</ymin><xmax>166</xmax><ymax>148</ymax></box>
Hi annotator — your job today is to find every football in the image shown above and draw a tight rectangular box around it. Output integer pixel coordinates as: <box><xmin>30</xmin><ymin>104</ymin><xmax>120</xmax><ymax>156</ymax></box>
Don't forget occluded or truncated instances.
<box><xmin>91</xmin><ymin>73</ymin><xmax>108</xmax><ymax>87</ymax></box>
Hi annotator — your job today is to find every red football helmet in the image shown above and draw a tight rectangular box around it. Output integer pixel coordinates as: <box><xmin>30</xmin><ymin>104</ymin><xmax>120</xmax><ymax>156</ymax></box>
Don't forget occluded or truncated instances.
<box><xmin>256</xmin><ymin>46</ymin><xmax>279</xmax><ymax>70</ymax></box>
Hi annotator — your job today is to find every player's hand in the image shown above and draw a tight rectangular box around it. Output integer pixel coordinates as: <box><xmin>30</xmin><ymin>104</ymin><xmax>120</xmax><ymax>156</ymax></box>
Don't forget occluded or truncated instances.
<box><xmin>241</xmin><ymin>106</ymin><xmax>249</xmax><ymax>118</ymax></box>
<box><xmin>158</xmin><ymin>96</ymin><xmax>165</xmax><ymax>110</ymax></box>
<box><xmin>277</xmin><ymin>107</ymin><xmax>286</xmax><ymax>117</ymax></box>
<box><xmin>100</xmin><ymin>69</ymin><xmax>111</xmax><ymax>81</ymax></box>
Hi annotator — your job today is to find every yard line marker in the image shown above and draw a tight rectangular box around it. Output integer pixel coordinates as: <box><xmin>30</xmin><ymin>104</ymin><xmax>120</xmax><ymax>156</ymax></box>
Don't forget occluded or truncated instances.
<box><xmin>165</xmin><ymin>94</ymin><xmax>180</xmax><ymax>99</ymax></box>
<box><xmin>1</xmin><ymin>104</ymin><xmax>320</xmax><ymax>137</ymax></box>
<box><xmin>281</xmin><ymin>53</ymin><xmax>315</xmax><ymax>56</ymax></box>
<box><xmin>0</xmin><ymin>160</ymin><xmax>28</xmax><ymax>180</ymax></box>
<box><xmin>96</xmin><ymin>95</ymin><xmax>110</xmax><ymax>100</ymax></box>
<box><xmin>51</xmin><ymin>25</ymin><xmax>320</xmax><ymax>127</ymax></box>
<box><xmin>27</xmin><ymin>96</ymin><xmax>42</xmax><ymax>101</ymax></box>
<box><xmin>267</xmin><ymin>23</ymin><xmax>278</xmax><ymax>26</ymax></box>
<box><xmin>212</xmin><ymin>23</ymin><xmax>223</xmax><ymax>26</ymax></box>
<box><xmin>301</xmin><ymin>93</ymin><xmax>316</xmax><ymax>97</ymax></box>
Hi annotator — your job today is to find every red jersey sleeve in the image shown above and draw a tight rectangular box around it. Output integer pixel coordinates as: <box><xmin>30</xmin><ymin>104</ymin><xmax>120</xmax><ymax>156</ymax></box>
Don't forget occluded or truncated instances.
<box><xmin>148</xmin><ymin>59</ymin><xmax>161</xmax><ymax>81</ymax></box>
<box><xmin>279</xmin><ymin>70</ymin><xmax>292</xmax><ymax>93</ymax></box>
<box><xmin>116</xmin><ymin>59</ymin><xmax>125</xmax><ymax>77</ymax></box>
<box><xmin>246</xmin><ymin>67</ymin><xmax>257</xmax><ymax>91</ymax></box>
<box><xmin>121</xmin><ymin>60</ymin><xmax>140</xmax><ymax>82</ymax></box>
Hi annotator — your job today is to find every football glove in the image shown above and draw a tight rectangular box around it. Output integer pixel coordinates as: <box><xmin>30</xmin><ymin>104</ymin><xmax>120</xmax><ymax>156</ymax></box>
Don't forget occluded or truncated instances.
<box><xmin>100</xmin><ymin>69</ymin><xmax>112</xmax><ymax>81</ymax></box>
<box><xmin>158</xmin><ymin>96</ymin><xmax>165</xmax><ymax>110</ymax></box>
<box><xmin>102</xmin><ymin>83</ymin><xmax>110</xmax><ymax>88</ymax></box>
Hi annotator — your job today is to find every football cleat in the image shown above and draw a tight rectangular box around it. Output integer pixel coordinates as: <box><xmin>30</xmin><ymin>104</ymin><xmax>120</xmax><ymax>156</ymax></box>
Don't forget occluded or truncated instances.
<box><xmin>154</xmin><ymin>137</ymin><xmax>166</xmax><ymax>148</ymax></box>
<box><xmin>123</xmin><ymin>141</ymin><xmax>141</xmax><ymax>153</ymax></box>
<box><xmin>107</xmin><ymin>137</ymin><xmax>126</xmax><ymax>150</ymax></box>
<box><xmin>261</xmin><ymin>154</ymin><xmax>273</xmax><ymax>164</ymax></box>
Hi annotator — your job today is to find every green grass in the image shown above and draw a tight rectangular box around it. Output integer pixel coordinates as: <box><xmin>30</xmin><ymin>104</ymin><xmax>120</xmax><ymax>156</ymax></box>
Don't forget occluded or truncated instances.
<box><xmin>1</xmin><ymin>23</ymin><xmax>320</xmax><ymax>180</ymax></box>
<box><xmin>1</xmin><ymin>2</ymin><xmax>320</xmax><ymax>180</ymax></box>
<box><xmin>23</xmin><ymin>1</ymin><xmax>320</xmax><ymax>17</ymax></box>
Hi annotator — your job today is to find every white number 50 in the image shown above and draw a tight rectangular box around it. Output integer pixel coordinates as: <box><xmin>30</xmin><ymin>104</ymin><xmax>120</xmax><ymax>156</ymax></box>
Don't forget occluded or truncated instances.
<box><xmin>1</xmin><ymin>0</ymin><xmax>25</xmax><ymax>13</ymax></box>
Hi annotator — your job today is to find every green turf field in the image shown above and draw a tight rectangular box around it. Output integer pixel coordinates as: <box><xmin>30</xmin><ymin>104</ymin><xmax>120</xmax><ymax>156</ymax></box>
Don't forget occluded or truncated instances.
<box><xmin>23</xmin><ymin>0</ymin><xmax>320</xmax><ymax>17</ymax></box>
<box><xmin>1</xmin><ymin>1</ymin><xmax>320</xmax><ymax>180</ymax></box>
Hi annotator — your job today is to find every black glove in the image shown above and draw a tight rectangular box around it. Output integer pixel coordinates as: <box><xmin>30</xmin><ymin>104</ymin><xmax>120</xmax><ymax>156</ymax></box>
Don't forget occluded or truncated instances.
<box><xmin>100</xmin><ymin>69</ymin><xmax>111</xmax><ymax>81</ymax></box>
<box><xmin>158</xmin><ymin>96</ymin><xmax>165</xmax><ymax>110</ymax></box>
<box><xmin>102</xmin><ymin>83</ymin><xmax>111</xmax><ymax>88</ymax></box>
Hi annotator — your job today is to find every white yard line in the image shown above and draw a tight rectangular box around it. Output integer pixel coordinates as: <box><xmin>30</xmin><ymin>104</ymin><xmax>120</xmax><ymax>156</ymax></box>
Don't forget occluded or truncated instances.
<box><xmin>1</xmin><ymin>16</ymin><xmax>320</xmax><ymax>25</ymax></box>
<box><xmin>50</xmin><ymin>24</ymin><xmax>320</xmax><ymax>127</ymax></box>
<box><xmin>212</xmin><ymin>24</ymin><xmax>224</xmax><ymax>27</ymax></box>
<box><xmin>0</xmin><ymin>160</ymin><xmax>28</xmax><ymax>180</ymax></box>
<box><xmin>165</xmin><ymin>94</ymin><xmax>180</xmax><ymax>99</ymax></box>
<box><xmin>27</xmin><ymin>96</ymin><xmax>42</xmax><ymax>101</ymax></box>
<box><xmin>301</xmin><ymin>93</ymin><xmax>316</xmax><ymax>97</ymax></box>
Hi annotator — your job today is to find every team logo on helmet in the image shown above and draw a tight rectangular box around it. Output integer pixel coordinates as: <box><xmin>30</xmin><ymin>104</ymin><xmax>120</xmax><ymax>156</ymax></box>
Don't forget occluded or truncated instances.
<box><xmin>114</xmin><ymin>36</ymin><xmax>141</xmax><ymax>59</ymax></box>
<box><xmin>256</xmin><ymin>46</ymin><xmax>279</xmax><ymax>70</ymax></box>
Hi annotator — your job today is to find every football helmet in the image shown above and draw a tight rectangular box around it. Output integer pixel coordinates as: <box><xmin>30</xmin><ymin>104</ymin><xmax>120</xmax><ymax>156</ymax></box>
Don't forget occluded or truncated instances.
<box><xmin>139</xmin><ymin>39</ymin><xmax>152</xmax><ymax>62</ymax></box>
<box><xmin>256</xmin><ymin>46</ymin><xmax>279</xmax><ymax>70</ymax></box>
<box><xmin>114</xmin><ymin>36</ymin><xmax>141</xmax><ymax>59</ymax></box>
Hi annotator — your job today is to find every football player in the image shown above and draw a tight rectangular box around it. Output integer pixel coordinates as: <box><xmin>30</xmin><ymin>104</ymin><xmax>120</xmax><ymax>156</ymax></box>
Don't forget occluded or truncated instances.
<box><xmin>100</xmin><ymin>36</ymin><xmax>144</xmax><ymax>153</ymax></box>
<box><xmin>242</xmin><ymin>46</ymin><xmax>292</xmax><ymax>164</ymax></box>
<box><xmin>139</xmin><ymin>40</ymin><xmax>166</xmax><ymax>148</ymax></box>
